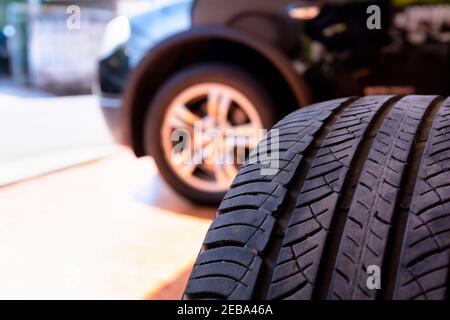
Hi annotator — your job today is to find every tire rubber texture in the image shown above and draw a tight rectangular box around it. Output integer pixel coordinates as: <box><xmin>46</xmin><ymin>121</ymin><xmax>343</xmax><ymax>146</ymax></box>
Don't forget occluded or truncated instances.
<box><xmin>145</xmin><ymin>63</ymin><xmax>276</xmax><ymax>205</ymax></box>
<box><xmin>184</xmin><ymin>95</ymin><xmax>450</xmax><ymax>300</ymax></box>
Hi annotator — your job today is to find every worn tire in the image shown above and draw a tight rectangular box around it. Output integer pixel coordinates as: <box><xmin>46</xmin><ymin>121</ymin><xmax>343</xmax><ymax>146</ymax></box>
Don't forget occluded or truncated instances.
<box><xmin>184</xmin><ymin>95</ymin><xmax>450</xmax><ymax>300</ymax></box>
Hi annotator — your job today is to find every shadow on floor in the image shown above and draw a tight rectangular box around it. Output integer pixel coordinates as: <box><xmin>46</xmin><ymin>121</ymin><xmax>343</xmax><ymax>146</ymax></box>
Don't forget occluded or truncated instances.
<box><xmin>134</xmin><ymin>173</ymin><xmax>217</xmax><ymax>220</ymax></box>
<box><xmin>145</xmin><ymin>266</ymin><xmax>193</xmax><ymax>300</ymax></box>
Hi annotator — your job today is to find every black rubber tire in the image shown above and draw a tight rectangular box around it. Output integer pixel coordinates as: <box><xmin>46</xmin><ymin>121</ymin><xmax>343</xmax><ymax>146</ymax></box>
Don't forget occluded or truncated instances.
<box><xmin>145</xmin><ymin>63</ymin><xmax>277</xmax><ymax>205</ymax></box>
<box><xmin>184</xmin><ymin>95</ymin><xmax>450</xmax><ymax>300</ymax></box>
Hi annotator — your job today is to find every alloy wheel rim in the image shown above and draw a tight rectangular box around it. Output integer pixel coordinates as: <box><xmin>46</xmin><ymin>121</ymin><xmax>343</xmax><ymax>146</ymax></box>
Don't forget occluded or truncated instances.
<box><xmin>161</xmin><ymin>83</ymin><xmax>264</xmax><ymax>193</ymax></box>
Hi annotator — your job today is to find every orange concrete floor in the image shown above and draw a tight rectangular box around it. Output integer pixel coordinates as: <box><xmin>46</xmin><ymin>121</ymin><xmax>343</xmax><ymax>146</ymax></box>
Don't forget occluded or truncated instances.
<box><xmin>0</xmin><ymin>150</ymin><xmax>215</xmax><ymax>299</ymax></box>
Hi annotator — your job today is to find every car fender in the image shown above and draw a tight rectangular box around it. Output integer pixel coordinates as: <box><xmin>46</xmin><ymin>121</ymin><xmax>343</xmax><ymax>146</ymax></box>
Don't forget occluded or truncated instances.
<box><xmin>122</xmin><ymin>26</ymin><xmax>312</xmax><ymax>155</ymax></box>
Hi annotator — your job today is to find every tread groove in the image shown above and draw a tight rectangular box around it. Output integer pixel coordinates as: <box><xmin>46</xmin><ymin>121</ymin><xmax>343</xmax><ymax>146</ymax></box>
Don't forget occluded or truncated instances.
<box><xmin>383</xmin><ymin>97</ymin><xmax>444</xmax><ymax>299</ymax></box>
<box><xmin>253</xmin><ymin>98</ymin><xmax>357</xmax><ymax>299</ymax></box>
<box><xmin>315</xmin><ymin>96</ymin><xmax>399</xmax><ymax>299</ymax></box>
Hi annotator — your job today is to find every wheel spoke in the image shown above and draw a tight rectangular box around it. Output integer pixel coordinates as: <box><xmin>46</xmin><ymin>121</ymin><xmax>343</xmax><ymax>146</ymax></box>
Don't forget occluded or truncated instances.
<box><xmin>174</xmin><ymin>136</ymin><xmax>214</xmax><ymax>164</ymax></box>
<box><xmin>171</xmin><ymin>148</ymin><xmax>197</xmax><ymax>177</ymax></box>
<box><xmin>227</xmin><ymin>123</ymin><xmax>261</xmax><ymax>149</ymax></box>
<box><xmin>172</xmin><ymin>143</ymin><xmax>212</xmax><ymax>178</ymax></box>
<box><xmin>178</xmin><ymin>162</ymin><xmax>197</xmax><ymax>178</ymax></box>
<box><xmin>214</xmin><ymin>160</ymin><xmax>238</xmax><ymax>187</ymax></box>
<box><xmin>172</xmin><ymin>150</ymin><xmax>194</xmax><ymax>168</ymax></box>
<box><xmin>224</xmin><ymin>162</ymin><xmax>238</xmax><ymax>180</ymax></box>
<box><xmin>201</xmin><ymin>142</ymin><xmax>216</xmax><ymax>163</ymax></box>
<box><xmin>207</xmin><ymin>90</ymin><xmax>219</xmax><ymax>120</ymax></box>
<box><xmin>170</xmin><ymin>104</ymin><xmax>200</xmax><ymax>128</ymax></box>
<box><xmin>218</xmin><ymin>94</ymin><xmax>231</xmax><ymax>127</ymax></box>
<box><xmin>207</xmin><ymin>90</ymin><xmax>231</xmax><ymax>126</ymax></box>
<box><xmin>214</xmin><ymin>163</ymin><xmax>231</xmax><ymax>188</ymax></box>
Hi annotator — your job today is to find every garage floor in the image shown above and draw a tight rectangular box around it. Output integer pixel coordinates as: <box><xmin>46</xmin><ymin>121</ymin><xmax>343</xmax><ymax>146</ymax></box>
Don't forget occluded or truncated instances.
<box><xmin>0</xmin><ymin>85</ymin><xmax>116</xmax><ymax>187</ymax></box>
<box><xmin>0</xmin><ymin>150</ymin><xmax>214</xmax><ymax>299</ymax></box>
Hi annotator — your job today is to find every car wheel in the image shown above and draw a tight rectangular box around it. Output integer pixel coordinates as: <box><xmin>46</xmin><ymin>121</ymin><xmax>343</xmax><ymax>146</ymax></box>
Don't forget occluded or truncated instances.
<box><xmin>145</xmin><ymin>63</ymin><xmax>277</xmax><ymax>205</ymax></box>
<box><xmin>184</xmin><ymin>95</ymin><xmax>450</xmax><ymax>300</ymax></box>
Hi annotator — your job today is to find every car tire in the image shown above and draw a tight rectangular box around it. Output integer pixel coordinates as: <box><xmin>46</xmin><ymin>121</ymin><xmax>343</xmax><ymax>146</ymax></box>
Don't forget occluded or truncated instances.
<box><xmin>184</xmin><ymin>95</ymin><xmax>450</xmax><ymax>300</ymax></box>
<box><xmin>145</xmin><ymin>63</ymin><xmax>277</xmax><ymax>205</ymax></box>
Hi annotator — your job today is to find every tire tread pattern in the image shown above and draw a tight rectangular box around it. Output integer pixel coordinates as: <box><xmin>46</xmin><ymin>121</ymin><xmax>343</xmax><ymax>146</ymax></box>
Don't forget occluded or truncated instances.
<box><xmin>184</xmin><ymin>96</ymin><xmax>450</xmax><ymax>300</ymax></box>
<box><xmin>185</xmin><ymin>98</ymin><xmax>352</xmax><ymax>299</ymax></box>
<box><xmin>394</xmin><ymin>97</ymin><xmax>450</xmax><ymax>300</ymax></box>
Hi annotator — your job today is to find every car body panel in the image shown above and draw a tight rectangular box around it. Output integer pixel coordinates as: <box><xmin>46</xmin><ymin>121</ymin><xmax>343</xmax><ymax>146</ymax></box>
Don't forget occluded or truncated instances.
<box><xmin>121</xmin><ymin>26</ymin><xmax>313</xmax><ymax>154</ymax></box>
<box><xmin>97</xmin><ymin>0</ymin><xmax>193</xmax><ymax>143</ymax></box>
<box><xmin>127</xmin><ymin>0</ymin><xmax>193</xmax><ymax>68</ymax></box>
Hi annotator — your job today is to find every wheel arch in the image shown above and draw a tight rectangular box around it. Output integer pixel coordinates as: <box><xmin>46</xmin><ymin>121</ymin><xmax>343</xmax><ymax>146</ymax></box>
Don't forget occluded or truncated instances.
<box><xmin>122</xmin><ymin>26</ymin><xmax>311</xmax><ymax>157</ymax></box>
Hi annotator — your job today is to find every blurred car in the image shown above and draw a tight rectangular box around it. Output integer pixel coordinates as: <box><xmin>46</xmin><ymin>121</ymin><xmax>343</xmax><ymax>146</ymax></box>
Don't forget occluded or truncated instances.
<box><xmin>96</xmin><ymin>0</ymin><xmax>450</xmax><ymax>204</ymax></box>
<box><xmin>0</xmin><ymin>29</ymin><xmax>8</xmax><ymax>74</ymax></box>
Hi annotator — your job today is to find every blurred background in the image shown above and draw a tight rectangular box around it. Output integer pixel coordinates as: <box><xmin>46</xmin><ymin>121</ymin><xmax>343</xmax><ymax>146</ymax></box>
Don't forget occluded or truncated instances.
<box><xmin>0</xmin><ymin>0</ymin><xmax>213</xmax><ymax>299</ymax></box>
